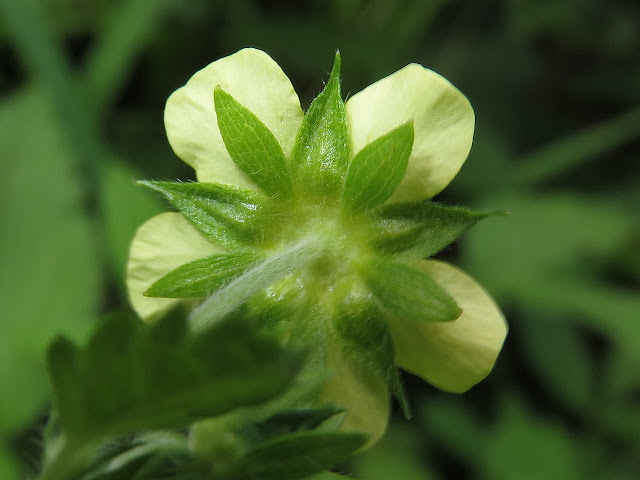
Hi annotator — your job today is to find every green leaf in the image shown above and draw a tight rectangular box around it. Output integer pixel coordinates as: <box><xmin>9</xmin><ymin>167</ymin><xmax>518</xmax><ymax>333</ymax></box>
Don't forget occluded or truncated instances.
<box><xmin>518</xmin><ymin>314</ymin><xmax>592</xmax><ymax>413</ymax></box>
<box><xmin>214</xmin><ymin>86</ymin><xmax>293</xmax><ymax>199</ymax></box>
<box><xmin>230</xmin><ymin>430</ymin><xmax>367</xmax><ymax>480</ymax></box>
<box><xmin>145</xmin><ymin>251</ymin><xmax>263</xmax><ymax>298</ymax></box>
<box><xmin>47</xmin><ymin>313</ymin><xmax>298</xmax><ymax>440</ymax></box>
<box><xmin>0</xmin><ymin>90</ymin><xmax>99</xmax><ymax>436</ymax></box>
<box><xmin>100</xmin><ymin>158</ymin><xmax>163</xmax><ymax>290</ymax></box>
<box><xmin>238</xmin><ymin>407</ymin><xmax>345</xmax><ymax>446</ymax></box>
<box><xmin>76</xmin><ymin>433</ymin><xmax>193</xmax><ymax>480</ymax></box>
<box><xmin>359</xmin><ymin>259</ymin><xmax>461</xmax><ymax>323</ymax></box>
<box><xmin>333</xmin><ymin>292</ymin><xmax>410</xmax><ymax>418</ymax></box>
<box><xmin>342</xmin><ymin>121</ymin><xmax>414</xmax><ymax>212</ymax></box>
<box><xmin>139</xmin><ymin>180</ymin><xmax>268</xmax><ymax>246</ymax></box>
<box><xmin>292</xmin><ymin>52</ymin><xmax>350</xmax><ymax>198</ymax></box>
<box><xmin>372</xmin><ymin>202</ymin><xmax>503</xmax><ymax>259</ymax></box>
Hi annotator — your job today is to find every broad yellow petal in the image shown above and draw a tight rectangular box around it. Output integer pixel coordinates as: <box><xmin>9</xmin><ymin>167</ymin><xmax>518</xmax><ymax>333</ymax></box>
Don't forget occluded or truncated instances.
<box><xmin>164</xmin><ymin>48</ymin><xmax>303</xmax><ymax>188</ymax></box>
<box><xmin>345</xmin><ymin>64</ymin><xmax>474</xmax><ymax>202</ymax></box>
<box><xmin>321</xmin><ymin>344</ymin><xmax>389</xmax><ymax>447</ymax></box>
<box><xmin>126</xmin><ymin>212</ymin><xmax>220</xmax><ymax>321</ymax></box>
<box><xmin>388</xmin><ymin>260</ymin><xmax>507</xmax><ymax>393</ymax></box>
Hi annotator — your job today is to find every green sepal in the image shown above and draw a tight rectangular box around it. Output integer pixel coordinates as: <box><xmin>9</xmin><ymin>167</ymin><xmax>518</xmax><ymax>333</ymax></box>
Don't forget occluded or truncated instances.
<box><xmin>47</xmin><ymin>313</ymin><xmax>298</xmax><ymax>440</ymax></box>
<box><xmin>189</xmin><ymin>238</ymin><xmax>324</xmax><ymax>332</ymax></box>
<box><xmin>145</xmin><ymin>251</ymin><xmax>263</xmax><ymax>298</ymax></box>
<box><xmin>237</xmin><ymin>407</ymin><xmax>345</xmax><ymax>447</ymax></box>
<box><xmin>359</xmin><ymin>258</ymin><xmax>462</xmax><ymax>323</ymax></box>
<box><xmin>333</xmin><ymin>291</ymin><xmax>411</xmax><ymax>418</ymax></box>
<box><xmin>229</xmin><ymin>430</ymin><xmax>367</xmax><ymax>480</ymax></box>
<box><xmin>214</xmin><ymin>87</ymin><xmax>293</xmax><ymax>199</ymax></box>
<box><xmin>372</xmin><ymin>201</ymin><xmax>506</xmax><ymax>259</ymax></box>
<box><xmin>292</xmin><ymin>52</ymin><xmax>350</xmax><ymax>199</ymax></box>
<box><xmin>342</xmin><ymin>121</ymin><xmax>414</xmax><ymax>212</ymax></box>
<box><xmin>74</xmin><ymin>433</ymin><xmax>195</xmax><ymax>480</ymax></box>
<box><xmin>138</xmin><ymin>180</ymin><xmax>268</xmax><ymax>246</ymax></box>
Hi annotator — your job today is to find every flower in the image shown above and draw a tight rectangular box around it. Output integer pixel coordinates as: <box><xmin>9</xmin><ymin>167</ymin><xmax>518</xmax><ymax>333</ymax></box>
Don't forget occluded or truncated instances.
<box><xmin>127</xmin><ymin>48</ymin><xmax>507</xmax><ymax>445</ymax></box>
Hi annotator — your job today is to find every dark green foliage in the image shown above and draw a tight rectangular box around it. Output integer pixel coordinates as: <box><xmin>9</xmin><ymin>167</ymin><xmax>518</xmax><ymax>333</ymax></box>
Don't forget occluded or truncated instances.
<box><xmin>47</xmin><ymin>314</ymin><xmax>298</xmax><ymax>439</ymax></box>
<box><xmin>214</xmin><ymin>87</ymin><xmax>293</xmax><ymax>199</ymax></box>
<box><xmin>292</xmin><ymin>52</ymin><xmax>350</xmax><ymax>198</ymax></box>
<box><xmin>342</xmin><ymin>121</ymin><xmax>414</xmax><ymax>212</ymax></box>
<box><xmin>3</xmin><ymin>1</ymin><xmax>640</xmax><ymax>479</ymax></box>
<box><xmin>145</xmin><ymin>251</ymin><xmax>262</xmax><ymax>298</ymax></box>
<box><xmin>229</xmin><ymin>430</ymin><xmax>367</xmax><ymax>480</ymax></box>
<box><xmin>359</xmin><ymin>259</ymin><xmax>462</xmax><ymax>323</ymax></box>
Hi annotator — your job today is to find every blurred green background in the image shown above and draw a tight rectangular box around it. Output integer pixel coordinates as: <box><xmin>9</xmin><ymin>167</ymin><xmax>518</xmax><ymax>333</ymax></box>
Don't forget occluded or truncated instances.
<box><xmin>1</xmin><ymin>0</ymin><xmax>639</xmax><ymax>478</ymax></box>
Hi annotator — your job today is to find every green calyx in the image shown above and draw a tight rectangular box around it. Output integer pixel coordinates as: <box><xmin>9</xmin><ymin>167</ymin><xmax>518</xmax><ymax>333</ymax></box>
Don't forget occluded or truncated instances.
<box><xmin>141</xmin><ymin>52</ymin><xmax>501</xmax><ymax>413</ymax></box>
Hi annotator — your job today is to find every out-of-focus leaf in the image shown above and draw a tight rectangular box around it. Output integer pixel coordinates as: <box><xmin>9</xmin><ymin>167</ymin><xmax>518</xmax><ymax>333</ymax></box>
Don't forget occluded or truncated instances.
<box><xmin>230</xmin><ymin>431</ymin><xmax>367</xmax><ymax>480</ymax></box>
<box><xmin>237</xmin><ymin>408</ymin><xmax>345</xmax><ymax>446</ymax></box>
<box><xmin>100</xmin><ymin>159</ymin><xmax>163</xmax><ymax>287</ymax></box>
<box><xmin>48</xmin><ymin>313</ymin><xmax>298</xmax><ymax>439</ymax></box>
<box><xmin>463</xmin><ymin>194</ymin><xmax>640</xmax><ymax>357</ymax></box>
<box><xmin>0</xmin><ymin>90</ymin><xmax>99</xmax><ymax>435</ymax></box>
<box><xmin>0</xmin><ymin>450</ymin><xmax>19</xmax><ymax>480</ymax></box>
<box><xmin>419</xmin><ymin>398</ymin><xmax>482</xmax><ymax>463</ymax></box>
<box><xmin>480</xmin><ymin>399</ymin><xmax>582</xmax><ymax>480</ymax></box>
<box><xmin>518</xmin><ymin>315</ymin><xmax>592</xmax><ymax>412</ymax></box>
<box><xmin>354</xmin><ymin>423</ymin><xmax>439</xmax><ymax>480</ymax></box>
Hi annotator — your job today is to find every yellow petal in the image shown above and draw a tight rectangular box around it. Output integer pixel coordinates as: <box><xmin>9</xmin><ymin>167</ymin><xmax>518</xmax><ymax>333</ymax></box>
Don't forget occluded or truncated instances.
<box><xmin>321</xmin><ymin>343</ymin><xmax>389</xmax><ymax>448</ymax></box>
<box><xmin>345</xmin><ymin>64</ymin><xmax>475</xmax><ymax>202</ymax></box>
<box><xmin>164</xmin><ymin>48</ymin><xmax>304</xmax><ymax>187</ymax></box>
<box><xmin>388</xmin><ymin>260</ymin><xmax>507</xmax><ymax>393</ymax></box>
<box><xmin>126</xmin><ymin>213</ymin><xmax>220</xmax><ymax>321</ymax></box>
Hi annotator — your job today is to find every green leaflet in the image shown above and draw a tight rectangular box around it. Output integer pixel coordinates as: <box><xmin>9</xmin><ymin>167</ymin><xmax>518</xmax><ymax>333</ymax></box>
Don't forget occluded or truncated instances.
<box><xmin>47</xmin><ymin>313</ymin><xmax>298</xmax><ymax>440</ymax></box>
<box><xmin>292</xmin><ymin>52</ymin><xmax>350</xmax><ymax>198</ymax></box>
<box><xmin>342</xmin><ymin>121</ymin><xmax>414</xmax><ymax>212</ymax></box>
<box><xmin>145</xmin><ymin>251</ymin><xmax>262</xmax><ymax>298</ymax></box>
<box><xmin>334</xmin><ymin>292</ymin><xmax>411</xmax><ymax>418</ymax></box>
<box><xmin>359</xmin><ymin>259</ymin><xmax>461</xmax><ymax>323</ymax></box>
<box><xmin>139</xmin><ymin>181</ymin><xmax>268</xmax><ymax>246</ymax></box>
<box><xmin>229</xmin><ymin>430</ymin><xmax>367</xmax><ymax>480</ymax></box>
<box><xmin>372</xmin><ymin>202</ymin><xmax>504</xmax><ymax>259</ymax></box>
<box><xmin>214</xmin><ymin>87</ymin><xmax>293</xmax><ymax>199</ymax></box>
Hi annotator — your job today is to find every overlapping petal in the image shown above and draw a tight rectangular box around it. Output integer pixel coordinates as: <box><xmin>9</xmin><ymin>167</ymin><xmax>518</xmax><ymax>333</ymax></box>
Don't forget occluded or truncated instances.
<box><xmin>164</xmin><ymin>48</ymin><xmax>304</xmax><ymax>189</ymax></box>
<box><xmin>388</xmin><ymin>260</ymin><xmax>507</xmax><ymax>393</ymax></box>
<box><xmin>321</xmin><ymin>345</ymin><xmax>389</xmax><ymax>447</ymax></box>
<box><xmin>345</xmin><ymin>64</ymin><xmax>475</xmax><ymax>202</ymax></box>
<box><xmin>127</xmin><ymin>213</ymin><xmax>220</xmax><ymax>320</ymax></box>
